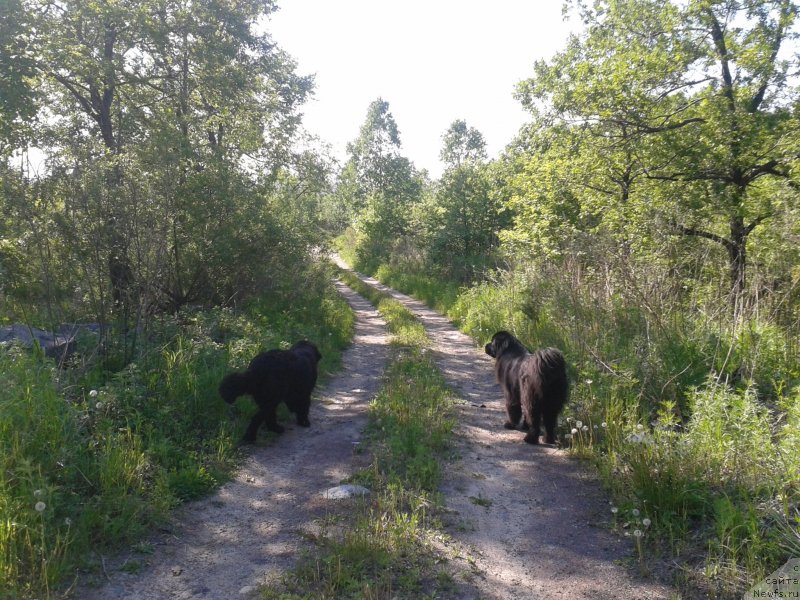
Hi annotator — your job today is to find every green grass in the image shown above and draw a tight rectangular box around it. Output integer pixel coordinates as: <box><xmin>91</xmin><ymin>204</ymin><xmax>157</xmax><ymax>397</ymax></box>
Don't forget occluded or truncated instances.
<box><xmin>0</xmin><ymin>267</ymin><xmax>354</xmax><ymax>598</ymax></box>
<box><xmin>262</xmin><ymin>266</ymin><xmax>459</xmax><ymax>599</ymax></box>
<box><xmin>344</xmin><ymin>255</ymin><xmax>800</xmax><ymax>597</ymax></box>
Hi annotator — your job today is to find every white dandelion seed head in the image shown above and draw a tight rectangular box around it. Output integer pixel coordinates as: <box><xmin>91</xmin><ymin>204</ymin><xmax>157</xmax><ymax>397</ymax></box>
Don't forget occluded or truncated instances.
<box><xmin>565</xmin><ymin>433</ymin><xmax>572</xmax><ymax>440</ymax></box>
<box><xmin>637</xmin><ymin>423</ymin><xmax>644</xmax><ymax>431</ymax></box>
<box><xmin>64</xmin><ymin>518</ymin><xmax>72</xmax><ymax>526</ymax></box>
<box><xmin>581</xmin><ymin>425</ymin><xmax>589</xmax><ymax>432</ymax></box>
<box><xmin>585</xmin><ymin>379</ymin><xmax>593</xmax><ymax>385</ymax></box>
<box><xmin>35</xmin><ymin>502</ymin><xmax>46</xmax><ymax>512</ymax></box>
<box><xmin>34</xmin><ymin>489</ymin><xmax>43</xmax><ymax>497</ymax></box>
<box><xmin>601</xmin><ymin>422</ymin><xmax>608</xmax><ymax>428</ymax></box>
<box><xmin>95</xmin><ymin>402</ymin><xmax>103</xmax><ymax>410</ymax></box>
<box><xmin>642</xmin><ymin>518</ymin><xmax>651</xmax><ymax>527</ymax></box>
<box><xmin>632</xmin><ymin>509</ymin><xmax>640</xmax><ymax>517</ymax></box>
<box><xmin>611</xmin><ymin>506</ymin><xmax>619</xmax><ymax>514</ymax></box>
<box><xmin>89</xmin><ymin>390</ymin><xmax>98</xmax><ymax>398</ymax></box>
<box><xmin>575</xmin><ymin>420</ymin><xmax>583</xmax><ymax>428</ymax></box>
<box><xmin>634</xmin><ymin>529</ymin><xmax>643</xmax><ymax>538</ymax></box>
<box><xmin>571</xmin><ymin>428</ymin><xmax>578</xmax><ymax>435</ymax></box>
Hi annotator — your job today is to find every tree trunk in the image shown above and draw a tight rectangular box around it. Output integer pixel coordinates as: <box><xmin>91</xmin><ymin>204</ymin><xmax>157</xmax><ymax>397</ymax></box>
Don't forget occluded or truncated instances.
<box><xmin>728</xmin><ymin>215</ymin><xmax>747</xmax><ymax>302</ymax></box>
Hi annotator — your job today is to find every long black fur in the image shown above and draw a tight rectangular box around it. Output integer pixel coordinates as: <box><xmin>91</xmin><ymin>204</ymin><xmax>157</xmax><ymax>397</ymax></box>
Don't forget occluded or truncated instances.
<box><xmin>219</xmin><ymin>340</ymin><xmax>322</xmax><ymax>443</ymax></box>
<box><xmin>485</xmin><ymin>331</ymin><xmax>568</xmax><ymax>445</ymax></box>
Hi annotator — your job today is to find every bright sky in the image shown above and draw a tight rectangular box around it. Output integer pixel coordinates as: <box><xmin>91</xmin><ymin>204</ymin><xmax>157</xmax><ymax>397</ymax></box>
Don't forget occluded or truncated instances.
<box><xmin>268</xmin><ymin>1</ymin><xmax>578</xmax><ymax>178</ymax></box>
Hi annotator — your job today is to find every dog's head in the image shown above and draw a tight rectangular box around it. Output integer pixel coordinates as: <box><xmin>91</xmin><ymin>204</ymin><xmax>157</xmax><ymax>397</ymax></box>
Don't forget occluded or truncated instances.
<box><xmin>218</xmin><ymin>372</ymin><xmax>248</xmax><ymax>404</ymax></box>
<box><xmin>485</xmin><ymin>331</ymin><xmax>516</xmax><ymax>359</ymax></box>
<box><xmin>292</xmin><ymin>340</ymin><xmax>322</xmax><ymax>363</ymax></box>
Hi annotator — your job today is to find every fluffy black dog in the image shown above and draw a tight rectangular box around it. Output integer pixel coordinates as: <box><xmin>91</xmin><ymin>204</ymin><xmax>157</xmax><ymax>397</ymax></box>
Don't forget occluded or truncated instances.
<box><xmin>219</xmin><ymin>340</ymin><xmax>322</xmax><ymax>443</ymax></box>
<box><xmin>485</xmin><ymin>331</ymin><xmax>568</xmax><ymax>445</ymax></box>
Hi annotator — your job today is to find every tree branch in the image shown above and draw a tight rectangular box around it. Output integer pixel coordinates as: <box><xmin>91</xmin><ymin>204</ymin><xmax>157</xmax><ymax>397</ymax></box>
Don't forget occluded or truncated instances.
<box><xmin>673</xmin><ymin>221</ymin><xmax>734</xmax><ymax>251</ymax></box>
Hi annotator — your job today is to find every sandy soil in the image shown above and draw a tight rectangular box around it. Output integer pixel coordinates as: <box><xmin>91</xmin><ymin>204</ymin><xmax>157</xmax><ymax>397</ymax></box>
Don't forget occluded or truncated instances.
<box><xmin>335</xmin><ymin>258</ymin><xmax>677</xmax><ymax>600</ymax></box>
<box><xmin>74</xmin><ymin>266</ymin><xmax>677</xmax><ymax>599</ymax></box>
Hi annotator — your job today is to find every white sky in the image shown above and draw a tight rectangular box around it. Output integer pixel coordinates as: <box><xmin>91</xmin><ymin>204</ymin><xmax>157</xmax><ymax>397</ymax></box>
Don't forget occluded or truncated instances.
<box><xmin>267</xmin><ymin>1</ymin><xmax>578</xmax><ymax>178</ymax></box>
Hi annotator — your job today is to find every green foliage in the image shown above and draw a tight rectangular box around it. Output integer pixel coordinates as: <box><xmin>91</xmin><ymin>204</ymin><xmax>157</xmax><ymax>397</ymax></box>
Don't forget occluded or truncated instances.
<box><xmin>337</xmin><ymin>99</ymin><xmax>426</xmax><ymax>272</ymax></box>
<box><xmin>514</xmin><ymin>0</ymin><xmax>799</xmax><ymax>300</ymax></box>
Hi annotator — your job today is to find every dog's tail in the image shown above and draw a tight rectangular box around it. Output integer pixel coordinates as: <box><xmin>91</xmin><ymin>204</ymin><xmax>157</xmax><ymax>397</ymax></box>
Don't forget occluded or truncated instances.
<box><xmin>218</xmin><ymin>372</ymin><xmax>249</xmax><ymax>404</ymax></box>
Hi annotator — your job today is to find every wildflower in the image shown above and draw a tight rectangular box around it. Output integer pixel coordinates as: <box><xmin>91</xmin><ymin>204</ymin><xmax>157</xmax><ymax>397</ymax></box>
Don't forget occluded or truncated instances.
<box><xmin>565</xmin><ymin>433</ymin><xmax>572</xmax><ymax>440</ymax></box>
<box><xmin>571</xmin><ymin>428</ymin><xmax>578</xmax><ymax>435</ymax></box>
<box><xmin>35</xmin><ymin>502</ymin><xmax>46</xmax><ymax>513</ymax></box>
<box><xmin>632</xmin><ymin>508</ymin><xmax>640</xmax><ymax>517</ymax></box>
<box><xmin>96</xmin><ymin>402</ymin><xmax>103</xmax><ymax>410</ymax></box>
<box><xmin>633</xmin><ymin>529</ymin><xmax>643</xmax><ymax>538</ymax></box>
<box><xmin>575</xmin><ymin>420</ymin><xmax>583</xmax><ymax>428</ymax></box>
<box><xmin>89</xmin><ymin>390</ymin><xmax>98</xmax><ymax>398</ymax></box>
<box><xmin>611</xmin><ymin>506</ymin><xmax>618</xmax><ymax>514</ymax></box>
<box><xmin>34</xmin><ymin>489</ymin><xmax>43</xmax><ymax>497</ymax></box>
<box><xmin>585</xmin><ymin>379</ymin><xmax>593</xmax><ymax>385</ymax></box>
<box><xmin>636</xmin><ymin>423</ymin><xmax>644</xmax><ymax>431</ymax></box>
<box><xmin>601</xmin><ymin>422</ymin><xmax>608</xmax><ymax>428</ymax></box>
<box><xmin>581</xmin><ymin>425</ymin><xmax>589</xmax><ymax>432</ymax></box>
<box><xmin>64</xmin><ymin>518</ymin><xmax>72</xmax><ymax>526</ymax></box>
<box><xmin>642</xmin><ymin>518</ymin><xmax>651</xmax><ymax>527</ymax></box>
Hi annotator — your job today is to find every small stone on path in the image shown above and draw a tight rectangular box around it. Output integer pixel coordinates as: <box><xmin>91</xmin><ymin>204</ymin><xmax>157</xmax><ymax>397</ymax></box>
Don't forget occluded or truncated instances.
<box><xmin>322</xmin><ymin>484</ymin><xmax>370</xmax><ymax>499</ymax></box>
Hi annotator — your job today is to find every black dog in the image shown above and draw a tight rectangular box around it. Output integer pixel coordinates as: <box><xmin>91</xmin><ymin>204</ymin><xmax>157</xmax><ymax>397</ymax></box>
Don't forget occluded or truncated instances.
<box><xmin>219</xmin><ymin>340</ymin><xmax>322</xmax><ymax>443</ymax></box>
<box><xmin>485</xmin><ymin>331</ymin><xmax>568</xmax><ymax>444</ymax></box>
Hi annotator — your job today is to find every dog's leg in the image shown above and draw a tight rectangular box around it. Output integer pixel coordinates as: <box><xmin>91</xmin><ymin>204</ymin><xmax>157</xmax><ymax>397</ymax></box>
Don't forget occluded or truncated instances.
<box><xmin>543</xmin><ymin>410</ymin><xmax>558</xmax><ymax>445</ymax></box>
<box><xmin>504</xmin><ymin>392</ymin><xmax>522</xmax><ymax>429</ymax></box>
<box><xmin>295</xmin><ymin>402</ymin><xmax>311</xmax><ymax>427</ymax></box>
<box><xmin>262</xmin><ymin>404</ymin><xmax>285</xmax><ymax>434</ymax></box>
<box><xmin>243</xmin><ymin>410</ymin><xmax>267</xmax><ymax>442</ymax></box>
<box><xmin>524</xmin><ymin>400</ymin><xmax>541</xmax><ymax>444</ymax></box>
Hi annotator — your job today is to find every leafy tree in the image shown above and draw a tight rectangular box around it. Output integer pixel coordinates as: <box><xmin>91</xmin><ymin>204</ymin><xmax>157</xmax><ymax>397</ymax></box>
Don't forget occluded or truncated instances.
<box><xmin>11</xmin><ymin>0</ymin><xmax>313</xmax><ymax>319</ymax></box>
<box><xmin>516</xmin><ymin>0</ymin><xmax>800</xmax><ymax>304</ymax></box>
<box><xmin>440</xmin><ymin>119</ymin><xmax>487</xmax><ymax>168</ymax></box>
<box><xmin>0</xmin><ymin>0</ymin><xmax>37</xmax><ymax>157</ymax></box>
<box><xmin>422</xmin><ymin>121</ymin><xmax>506</xmax><ymax>280</ymax></box>
<box><xmin>342</xmin><ymin>99</ymin><xmax>423</xmax><ymax>269</ymax></box>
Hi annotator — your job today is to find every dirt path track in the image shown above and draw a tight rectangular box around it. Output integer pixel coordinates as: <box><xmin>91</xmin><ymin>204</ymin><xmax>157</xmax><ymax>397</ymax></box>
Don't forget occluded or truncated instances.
<box><xmin>78</xmin><ymin>281</ymin><xmax>390</xmax><ymax>599</ymax></box>
<box><xmin>337</xmin><ymin>258</ymin><xmax>675</xmax><ymax>600</ymax></box>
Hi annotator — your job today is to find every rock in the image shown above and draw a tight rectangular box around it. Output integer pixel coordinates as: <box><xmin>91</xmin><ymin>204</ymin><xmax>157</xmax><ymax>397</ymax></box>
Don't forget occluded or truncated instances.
<box><xmin>0</xmin><ymin>323</ymin><xmax>99</xmax><ymax>362</ymax></box>
<box><xmin>321</xmin><ymin>484</ymin><xmax>370</xmax><ymax>500</ymax></box>
<box><xmin>0</xmin><ymin>324</ymin><xmax>75</xmax><ymax>360</ymax></box>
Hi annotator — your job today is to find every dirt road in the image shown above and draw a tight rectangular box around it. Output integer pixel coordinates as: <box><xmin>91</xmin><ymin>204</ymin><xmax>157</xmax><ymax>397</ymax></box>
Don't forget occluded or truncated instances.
<box><xmin>337</xmin><ymin>259</ymin><xmax>676</xmax><ymax>600</ymax></box>
<box><xmin>77</xmin><ymin>268</ymin><xmax>676</xmax><ymax>599</ymax></box>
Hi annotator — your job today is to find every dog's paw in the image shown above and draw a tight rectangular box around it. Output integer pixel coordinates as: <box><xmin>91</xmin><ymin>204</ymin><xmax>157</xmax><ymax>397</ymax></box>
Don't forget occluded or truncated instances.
<box><xmin>265</xmin><ymin>424</ymin><xmax>285</xmax><ymax>434</ymax></box>
<box><xmin>503</xmin><ymin>421</ymin><xmax>518</xmax><ymax>430</ymax></box>
<box><xmin>297</xmin><ymin>418</ymin><xmax>311</xmax><ymax>427</ymax></box>
<box><xmin>523</xmin><ymin>432</ymin><xmax>540</xmax><ymax>444</ymax></box>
